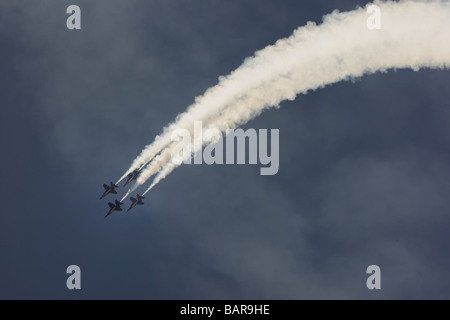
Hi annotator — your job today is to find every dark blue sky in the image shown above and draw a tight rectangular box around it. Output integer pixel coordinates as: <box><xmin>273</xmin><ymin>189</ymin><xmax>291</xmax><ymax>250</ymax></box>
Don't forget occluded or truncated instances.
<box><xmin>1</xmin><ymin>0</ymin><xmax>450</xmax><ymax>299</ymax></box>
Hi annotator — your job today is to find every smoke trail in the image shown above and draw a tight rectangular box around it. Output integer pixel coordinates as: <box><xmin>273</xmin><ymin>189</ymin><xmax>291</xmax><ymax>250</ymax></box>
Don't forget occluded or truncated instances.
<box><xmin>142</xmin><ymin>163</ymin><xmax>174</xmax><ymax>196</ymax></box>
<box><xmin>120</xmin><ymin>149</ymin><xmax>174</xmax><ymax>200</ymax></box>
<box><xmin>127</xmin><ymin>0</ymin><xmax>450</xmax><ymax>194</ymax></box>
<box><xmin>120</xmin><ymin>190</ymin><xmax>131</xmax><ymax>202</ymax></box>
<box><xmin>116</xmin><ymin>60</ymin><xmax>265</xmax><ymax>184</ymax></box>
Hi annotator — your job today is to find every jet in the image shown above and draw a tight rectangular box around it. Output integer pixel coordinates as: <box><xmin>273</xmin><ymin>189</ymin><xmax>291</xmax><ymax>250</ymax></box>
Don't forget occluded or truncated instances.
<box><xmin>123</xmin><ymin>170</ymin><xmax>140</xmax><ymax>186</ymax></box>
<box><xmin>100</xmin><ymin>182</ymin><xmax>119</xmax><ymax>200</ymax></box>
<box><xmin>105</xmin><ymin>200</ymin><xmax>124</xmax><ymax>218</ymax></box>
<box><xmin>127</xmin><ymin>194</ymin><xmax>145</xmax><ymax>212</ymax></box>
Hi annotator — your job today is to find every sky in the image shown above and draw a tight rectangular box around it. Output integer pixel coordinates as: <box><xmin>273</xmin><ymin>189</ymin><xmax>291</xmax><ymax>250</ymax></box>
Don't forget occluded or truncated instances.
<box><xmin>1</xmin><ymin>0</ymin><xmax>450</xmax><ymax>299</ymax></box>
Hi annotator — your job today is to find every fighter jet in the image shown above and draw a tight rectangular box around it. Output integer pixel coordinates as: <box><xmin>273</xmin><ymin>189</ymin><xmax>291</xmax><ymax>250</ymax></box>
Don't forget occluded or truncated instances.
<box><xmin>126</xmin><ymin>194</ymin><xmax>145</xmax><ymax>212</ymax></box>
<box><xmin>123</xmin><ymin>170</ymin><xmax>140</xmax><ymax>186</ymax></box>
<box><xmin>99</xmin><ymin>182</ymin><xmax>119</xmax><ymax>200</ymax></box>
<box><xmin>105</xmin><ymin>200</ymin><xmax>124</xmax><ymax>218</ymax></box>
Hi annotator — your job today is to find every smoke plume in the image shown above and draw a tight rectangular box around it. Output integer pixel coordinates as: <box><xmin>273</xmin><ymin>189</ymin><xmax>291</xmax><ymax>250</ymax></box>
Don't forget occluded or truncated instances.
<box><xmin>117</xmin><ymin>0</ymin><xmax>450</xmax><ymax>196</ymax></box>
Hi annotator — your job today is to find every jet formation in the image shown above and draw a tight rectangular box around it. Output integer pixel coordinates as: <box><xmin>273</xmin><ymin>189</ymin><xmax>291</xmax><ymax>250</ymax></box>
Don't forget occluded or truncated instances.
<box><xmin>99</xmin><ymin>169</ymin><xmax>147</xmax><ymax>218</ymax></box>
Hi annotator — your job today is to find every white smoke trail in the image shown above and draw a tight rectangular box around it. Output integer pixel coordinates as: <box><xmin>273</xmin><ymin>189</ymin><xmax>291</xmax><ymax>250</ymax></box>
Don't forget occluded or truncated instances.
<box><xmin>136</xmin><ymin>145</ymin><xmax>174</xmax><ymax>184</ymax></box>
<box><xmin>116</xmin><ymin>54</ymin><xmax>269</xmax><ymax>184</ymax></box>
<box><xmin>120</xmin><ymin>190</ymin><xmax>131</xmax><ymax>202</ymax></box>
<box><xmin>120</xmin><ymin>149</ymin><xmax>173</xmax><ymax>200</ymax></box>
<box><xmin>142</xmin><ymin>163</ymin><xmax>174</xmax><ymax>196</ymax></box>
<box><xmin>128</xmin><ymin>0</ymin><xmax>450</xmax><ymax>194</ymax></box>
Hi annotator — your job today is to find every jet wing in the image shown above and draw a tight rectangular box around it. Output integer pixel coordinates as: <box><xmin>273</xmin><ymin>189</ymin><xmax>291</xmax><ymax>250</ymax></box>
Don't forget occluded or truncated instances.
<box><xmin>108</xmin><ymin>203</ymin><xmax>115</xmax><ymax>209</ymax></box>
<box><xmin>103</xmin><ymin>184</ymin><xmax>109</xmax><ymax>190</ymax></box>
<box><xmin>111</xmin><ymin>190</ymin><xmax>118</xmax><ymax>194</ymax></box>
<box><xmin>130</xmin><ymin>197</ymin><xmax>137</xmax><ymax>203</ymax></box>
